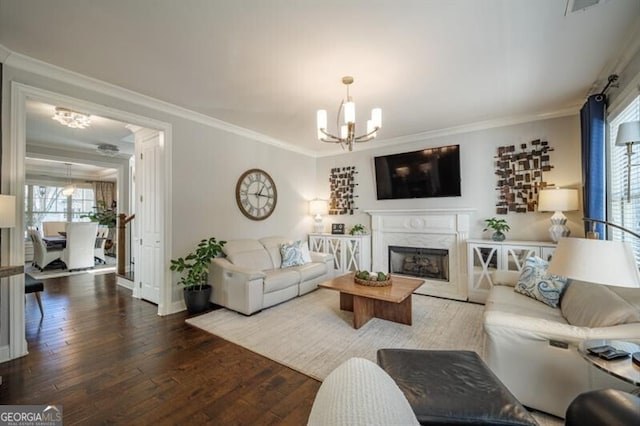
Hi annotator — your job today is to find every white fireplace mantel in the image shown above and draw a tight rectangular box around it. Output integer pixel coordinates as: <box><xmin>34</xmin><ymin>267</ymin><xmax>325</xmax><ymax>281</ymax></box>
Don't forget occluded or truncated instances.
<box><xmin>366</xmin><ymin>208</ymin><xmax>476</xmax><ymax>301</ymax></box>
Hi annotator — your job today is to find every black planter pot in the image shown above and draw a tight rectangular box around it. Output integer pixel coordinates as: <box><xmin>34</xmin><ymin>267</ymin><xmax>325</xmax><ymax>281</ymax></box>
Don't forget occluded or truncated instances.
<box><xmin>183</xmin><ymin>284</ymin><xmax>212</xmax><ymax>314</ymax></box>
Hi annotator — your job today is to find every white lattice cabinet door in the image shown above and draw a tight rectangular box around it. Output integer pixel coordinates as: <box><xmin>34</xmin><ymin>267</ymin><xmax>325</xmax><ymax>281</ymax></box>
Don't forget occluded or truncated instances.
<box><xmin>467</xmin><ymin>239</ymin><xmax>556</xmax><ymax>303</ymax></box>
<box><xmin>468</xmin><ymin>243</ymin><xmax>501</xmax><ymax>303</ymax></box>
<box><xmin>308</xmin><ymin>234</ymin><xmax>371</xmax><ymax>273</ymax></box>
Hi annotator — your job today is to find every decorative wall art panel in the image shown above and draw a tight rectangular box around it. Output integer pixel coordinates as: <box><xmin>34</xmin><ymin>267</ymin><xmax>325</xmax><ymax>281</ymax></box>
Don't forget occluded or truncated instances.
<box><xmin>329</xmin><ymin>166</ymin><xmax>358</xmax><ymax>215</ymax></box>
<box><xmin>494</xmin><ymin>139</ymin><xmax>554</xmax><ymax>214</ymax></box>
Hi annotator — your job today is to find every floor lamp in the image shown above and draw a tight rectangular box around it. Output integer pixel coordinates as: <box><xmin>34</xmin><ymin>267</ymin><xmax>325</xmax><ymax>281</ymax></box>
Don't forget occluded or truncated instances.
<box><xmin>547</xmin><ymin>218</ymin><xmax>640</xmax><ymax>366</ymax></box>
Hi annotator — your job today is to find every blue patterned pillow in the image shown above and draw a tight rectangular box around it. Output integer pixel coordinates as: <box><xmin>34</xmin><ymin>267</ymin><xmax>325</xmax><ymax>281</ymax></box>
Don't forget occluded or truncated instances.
<box><xmin>280</xmin><ymin>240</ymin><xmax>309</xmax><ymax>268</ymax></box>
<box><xmin>515</xmin><ymin>256</ymin><xmax>568</xmax><ymax>308</ymax></box>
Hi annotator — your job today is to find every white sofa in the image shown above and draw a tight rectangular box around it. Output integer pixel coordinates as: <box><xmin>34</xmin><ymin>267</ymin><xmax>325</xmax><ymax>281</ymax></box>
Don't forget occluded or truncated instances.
<box><xmin>483</xmin><ymin>270</ymin><xmax>640</xmax><ymax>418</ymax></box>
<box><xmin>209</xmin><ymin>236</ymin><xmax>334</xmax><ymax>315</ymax></box>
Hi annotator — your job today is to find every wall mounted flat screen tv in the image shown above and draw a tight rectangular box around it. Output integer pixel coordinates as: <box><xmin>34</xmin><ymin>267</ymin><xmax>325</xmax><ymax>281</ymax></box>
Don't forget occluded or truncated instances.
<box><xmin>374</xmin><ymin>144</ymin><xmax>461</xmax><ymax>200</ymax></box>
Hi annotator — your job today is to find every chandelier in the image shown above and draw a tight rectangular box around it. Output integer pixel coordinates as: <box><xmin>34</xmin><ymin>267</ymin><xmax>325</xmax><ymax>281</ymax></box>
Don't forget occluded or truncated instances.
<box><xmin>316</xmin><ymin>76</ymin><xmax>381</xmax><ymax>151</ymax></box>
<box><xmin>62</xmin><ymin>163</ymin><xmax>76</xmax><ymax>197</ymax></box>
<box><xmin>52</xmin><ymin>107</ymin><xmax>91</xmax><ymax>129</ymax></box>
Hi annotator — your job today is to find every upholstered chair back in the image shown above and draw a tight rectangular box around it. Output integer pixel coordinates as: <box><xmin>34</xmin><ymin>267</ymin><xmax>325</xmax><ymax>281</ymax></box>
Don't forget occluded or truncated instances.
<box><xmin>62</xmin><ymin>222</ymin><xmax>98</xmax><ymax>270</ymax></box>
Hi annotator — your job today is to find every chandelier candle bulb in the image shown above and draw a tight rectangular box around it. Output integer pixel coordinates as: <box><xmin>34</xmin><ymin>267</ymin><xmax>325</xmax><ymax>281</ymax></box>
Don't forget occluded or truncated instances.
<box><xmin>343</xmin><ymin>101</ymin><xmax>355</xmax><ymax>124</ymax></box>
<box><xmin>317</xmin><ymin>109</ymin><xmax>327</xmax><ymax>135</ymax></box>
<box><xmin>371</xmin><ymin>108</ymin><xmax>382</xmax><ymax>128</ymax></box>
<box><xmin>367</xmin><ymin>120</ymin><xmax>375</xmax><ymax>136</ymax></box>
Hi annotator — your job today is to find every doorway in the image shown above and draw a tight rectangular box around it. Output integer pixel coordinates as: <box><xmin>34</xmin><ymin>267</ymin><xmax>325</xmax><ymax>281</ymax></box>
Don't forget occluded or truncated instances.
<box><xmin>2</xmin><ymin>82</ymin><xmax>173</xmax><ymax>361</ymax></box>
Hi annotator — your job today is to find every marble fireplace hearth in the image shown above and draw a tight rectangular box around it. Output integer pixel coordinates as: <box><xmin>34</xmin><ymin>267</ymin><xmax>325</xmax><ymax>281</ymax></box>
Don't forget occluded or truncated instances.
<box><xmin>366</xmin><ymin>208</ymin><xmax>475</xmax><ymax>301</ymax></box>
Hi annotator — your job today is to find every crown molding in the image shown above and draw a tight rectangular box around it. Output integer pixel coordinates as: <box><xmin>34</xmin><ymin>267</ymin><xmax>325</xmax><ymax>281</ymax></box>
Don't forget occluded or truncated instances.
<box><xmin>0</xmin><ymin>44</ymin><xmax>10</xmax><ymax>63</ymax></box>
<box><xmin>314</xmin><ymin>105</ymin><xmax>580</xmax><ymax>158</ymax></box>
<box><xmin>1</xmin><ymin>45</ymin><xmax>316</xmax><ymax>157</ymax></box>
<box><xmin>2</xmin><ymin>44</ymin><xmax>581</xmax><ymax>160</ymax></box>
<box><xmin>589</xmin><ymin>19</ymin><xmax>640</xmax><ymax>96</ymax></box>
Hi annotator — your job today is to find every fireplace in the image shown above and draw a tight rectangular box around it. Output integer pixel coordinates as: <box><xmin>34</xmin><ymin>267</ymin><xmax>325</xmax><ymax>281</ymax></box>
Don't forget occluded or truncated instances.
<box><xmin>367</xmin><ymin>208</ymin><xmax>475</xmax><ymax>301</ymax></box>
<box><xmin>388</xmin><ymin>246</ymin><xmax>449</xmax><ymax>281</ymax></box>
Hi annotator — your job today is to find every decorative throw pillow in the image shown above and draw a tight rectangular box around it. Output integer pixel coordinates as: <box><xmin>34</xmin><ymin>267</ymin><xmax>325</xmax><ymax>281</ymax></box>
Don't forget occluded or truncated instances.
<box><xmin>280</xmin><ymin>240</ymin><xmax>310</xmax><ymax>268</ymax></box>
<box><xmin>515</xmin><ymin>256</ymin><xmax>568</xmax><ymax>308</ymax></box>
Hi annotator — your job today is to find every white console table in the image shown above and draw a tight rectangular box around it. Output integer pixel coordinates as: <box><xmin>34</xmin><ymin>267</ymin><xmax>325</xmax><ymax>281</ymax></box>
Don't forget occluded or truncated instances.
<box><xmin>309</xmin><ymin>233</ymin><xmax>371</xmax><ymax>273</ymax></box>
<box><xmin>467</xmin><ymin>239</ymin><xmax>556</xmax><ymax>303</ymax></box>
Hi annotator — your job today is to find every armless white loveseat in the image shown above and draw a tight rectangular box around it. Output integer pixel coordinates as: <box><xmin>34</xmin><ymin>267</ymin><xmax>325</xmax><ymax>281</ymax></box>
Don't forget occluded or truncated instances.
<box><xmin>209</xmin><ymin>236</ymin><xmax>333</xmax><ymax>315</ymax></box>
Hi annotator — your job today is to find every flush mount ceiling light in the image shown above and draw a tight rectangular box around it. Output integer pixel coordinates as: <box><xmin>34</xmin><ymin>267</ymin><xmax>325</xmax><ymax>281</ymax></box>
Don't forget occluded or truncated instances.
<box><xmin>316</xmin><ymin>76</ymin><xmax>381</xmax><ymax>151</ymax></box>
<box><xmin>96</xmin><ymin>143</ymin><xmax>120</xmax><ymax>157</ymax></box>
<box><xmin>52</xmin><ymin>107</ymin><xmax>91</xmax><ymax>129</ymax></box>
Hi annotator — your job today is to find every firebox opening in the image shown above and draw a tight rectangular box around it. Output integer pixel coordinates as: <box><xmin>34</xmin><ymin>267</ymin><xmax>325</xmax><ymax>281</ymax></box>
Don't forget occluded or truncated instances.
<box><xmin>388</xmin><ymin>246</ymin><xmax>449</xmax><ymax>281</ymax></box>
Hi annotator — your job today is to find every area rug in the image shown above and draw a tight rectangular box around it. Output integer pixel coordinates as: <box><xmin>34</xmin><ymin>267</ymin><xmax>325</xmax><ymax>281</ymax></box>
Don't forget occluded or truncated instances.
<box><xmin>186</xmin><ymin>288</ymin><xmax>485</xmax><ymax>381</ymax></box>
<box><xmin>25</xmin><ymin>256</ymin><xmax>116</xmax><ymax>280</ymax></box>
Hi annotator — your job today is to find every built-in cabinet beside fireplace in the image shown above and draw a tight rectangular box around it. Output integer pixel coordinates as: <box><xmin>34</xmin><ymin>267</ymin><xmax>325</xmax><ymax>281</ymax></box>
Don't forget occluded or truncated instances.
<box><xmin>309</xmin><ymin>233</ymin><xmax>371</xmax><ymax>273</ymax></box>
<box><xmin>467</xmin><ymin>239</ymin><xmax>556</xmax><ymax>303</ymax></box>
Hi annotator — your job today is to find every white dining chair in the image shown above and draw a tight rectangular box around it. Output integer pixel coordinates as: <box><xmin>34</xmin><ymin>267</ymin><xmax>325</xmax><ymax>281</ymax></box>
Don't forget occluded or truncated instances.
<box><xmin>61</xmin><ymin>222</ymin><xmax>99</xmax><ymax>271</ymax></box>
<box><xmin>94</xmin><ymin>227</ymin><xmax>109</xmax><ymax>264</ymax></box>
<box><xmin>42</xmin><ymin>221</ymin><xmax>68</xmax><ymax>237</ymax></box>
<box><xmin>29</xmin><ymin>227</ymin><xmax>63</xmax><ymax>271</ymax></box>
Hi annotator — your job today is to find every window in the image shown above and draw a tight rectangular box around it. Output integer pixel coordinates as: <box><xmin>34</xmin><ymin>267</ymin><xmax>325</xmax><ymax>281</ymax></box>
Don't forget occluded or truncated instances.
<box><xmin>25</xmin><ymin>184</ymin><xmax>95</xmax><ymax>232</ymax></box>
<box><xmin>608</xmin><ymin>94</ymin><xmax>640</xmax><ymax>261</ymax></box>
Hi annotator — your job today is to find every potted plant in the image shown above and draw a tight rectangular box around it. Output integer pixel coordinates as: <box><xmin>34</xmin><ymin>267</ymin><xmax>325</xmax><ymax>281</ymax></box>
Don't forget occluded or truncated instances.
<box><xmin>483</xmin><ymin>218</ymin><xmax>511</xmax><ymax>241</ymax></box>
<box><xmin>349</xmin><ymin>224</ymin><xmax>368</xmax><ymax>235</ymax></box>
<box><xmin>170</xmin><ymin>237</ymin><xmax>226</xmax><ymax>314</ymax></box>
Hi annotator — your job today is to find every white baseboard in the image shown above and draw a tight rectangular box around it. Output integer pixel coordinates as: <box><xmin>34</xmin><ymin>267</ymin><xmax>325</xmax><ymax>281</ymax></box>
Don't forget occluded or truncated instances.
<box><xmin>116</xmin><ymin>276</ymin><xmax>134</xmax><ymax>290</ymax></box>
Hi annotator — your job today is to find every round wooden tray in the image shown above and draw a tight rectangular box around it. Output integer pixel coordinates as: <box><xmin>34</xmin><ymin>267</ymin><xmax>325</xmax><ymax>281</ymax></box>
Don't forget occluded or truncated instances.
<box><xmin>354</xmin><ymin>276</ymin><xmax>392</xmax><ymax>287</ymax></box>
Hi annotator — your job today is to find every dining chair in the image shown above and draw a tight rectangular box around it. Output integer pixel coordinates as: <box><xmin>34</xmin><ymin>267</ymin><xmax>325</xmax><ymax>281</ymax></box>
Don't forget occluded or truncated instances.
<box><xmin>94</xmin><ymin>227</ymin><xmax>109</xmax><ymax>264</ymax></box>
<box><xmin>42</xmin><ymin>221</ymin><xmax>68</xmax><ymax>237</ymax></box>
<box><xmin>61</xmin><ymin>222</ymin><xmax>99</xmax><ymax>271</ymax></box>
<box><xmin>29</xmin><ymin>228</ymin><xmax>63</xmax><ymax>271</ymax></box>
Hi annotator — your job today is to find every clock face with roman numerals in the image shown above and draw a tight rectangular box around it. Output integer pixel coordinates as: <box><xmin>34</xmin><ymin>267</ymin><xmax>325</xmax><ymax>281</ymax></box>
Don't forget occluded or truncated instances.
<box><xmin>235</xmin><ymin>169</ymin><xmax>278</xmax><ymax>221</ymax></box>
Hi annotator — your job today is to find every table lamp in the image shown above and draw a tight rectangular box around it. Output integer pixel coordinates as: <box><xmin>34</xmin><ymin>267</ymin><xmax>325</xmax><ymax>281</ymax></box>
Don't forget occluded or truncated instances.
<box><xmin>309</xmin><ymin>199</ymin><xmax>329</xmax><ymax>233</ymax></box>
<box><xmin>537</xmin><ymin>188</ymin><xmax>579</xmax><ymax>242</ymax></box>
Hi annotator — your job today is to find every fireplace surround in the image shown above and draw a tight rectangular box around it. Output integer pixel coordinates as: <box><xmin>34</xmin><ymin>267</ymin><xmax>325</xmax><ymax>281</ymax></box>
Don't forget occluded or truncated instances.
<box><xmin>367</xmin><ymin>209</ymin><xmax>474</xmax><ymax>301</ymax></box>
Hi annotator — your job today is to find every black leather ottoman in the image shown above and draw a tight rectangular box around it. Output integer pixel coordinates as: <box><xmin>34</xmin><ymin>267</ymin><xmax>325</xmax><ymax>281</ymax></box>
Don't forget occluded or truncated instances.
<box><xmin>377</xmin><ymin>349</ymin><xmax>538</xmax><ymax>425</ymax></box>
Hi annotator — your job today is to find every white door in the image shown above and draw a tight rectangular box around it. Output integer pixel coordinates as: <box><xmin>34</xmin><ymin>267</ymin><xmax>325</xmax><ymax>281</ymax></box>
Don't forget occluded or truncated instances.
<box><xmin>135</xmin><ymin>129</ymin><xmax>162</xmax><ymax>304</ymax></box>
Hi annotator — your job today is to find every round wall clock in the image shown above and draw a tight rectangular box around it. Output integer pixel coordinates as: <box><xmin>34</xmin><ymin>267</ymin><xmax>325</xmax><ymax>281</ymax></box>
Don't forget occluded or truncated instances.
<box><xmin>235</xmin><ymin>168</ymin><xmax>278</xmax><ymax>221</ymax></box>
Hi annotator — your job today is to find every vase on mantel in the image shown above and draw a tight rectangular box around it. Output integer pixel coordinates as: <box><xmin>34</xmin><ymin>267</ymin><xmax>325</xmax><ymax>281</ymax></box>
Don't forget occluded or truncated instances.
<box><xmin>491</xmin><ymin>232</ymin><xmax>506</xmax><ymax>242</ymax></box>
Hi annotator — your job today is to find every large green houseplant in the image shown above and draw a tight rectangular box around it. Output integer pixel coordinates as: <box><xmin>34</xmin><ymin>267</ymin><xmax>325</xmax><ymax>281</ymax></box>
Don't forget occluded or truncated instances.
<box><xmin>170</xmin><ymin>237</ymin><xmax>226</xmax><ymax>314</ymax></box>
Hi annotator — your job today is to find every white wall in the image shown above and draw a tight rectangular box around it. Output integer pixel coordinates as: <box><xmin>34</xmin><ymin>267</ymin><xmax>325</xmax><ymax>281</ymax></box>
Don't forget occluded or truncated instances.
<box><xmin>315</xmin><ymin>115</ymin><xmax>583</xmax><ymax>242</ymax></box>
<box><xmin>1</xmin><ymin>64</ymin><xmax>317</xmax><ymax>307</ymax></box>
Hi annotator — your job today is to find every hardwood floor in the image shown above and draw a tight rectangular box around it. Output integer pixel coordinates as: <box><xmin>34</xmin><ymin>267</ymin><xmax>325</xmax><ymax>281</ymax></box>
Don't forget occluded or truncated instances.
<box><xmin>0</xmin><ymin>273</ymin><xmax>321</xmax><ymax>425</ymax></box>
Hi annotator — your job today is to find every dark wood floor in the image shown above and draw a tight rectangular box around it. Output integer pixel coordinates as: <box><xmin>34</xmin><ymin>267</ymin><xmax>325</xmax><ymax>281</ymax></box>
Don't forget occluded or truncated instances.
<box><xmin>0</xmin><ymin>273</ymin><xmax>321</xmax><ymax>425</ymax></box>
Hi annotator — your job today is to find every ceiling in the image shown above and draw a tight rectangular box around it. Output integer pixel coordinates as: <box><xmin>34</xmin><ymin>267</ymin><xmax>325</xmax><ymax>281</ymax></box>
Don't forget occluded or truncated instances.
<box><xmin>1</xmin><ymin>0</ymin><xmax>639</xmax><ymax>155</ymax></box>
<box><xmin>24</xmin><ymin>100</ymin><xmax>132</xmax><ymax>181</ymax></box>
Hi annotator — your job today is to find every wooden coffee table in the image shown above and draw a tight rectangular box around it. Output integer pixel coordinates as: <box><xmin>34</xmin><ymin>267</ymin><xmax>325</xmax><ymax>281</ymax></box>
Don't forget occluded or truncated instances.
<box><xmin>319</xmin><ymin>273</ymin><xmax>424</xmax><ymax>329</ymax></box>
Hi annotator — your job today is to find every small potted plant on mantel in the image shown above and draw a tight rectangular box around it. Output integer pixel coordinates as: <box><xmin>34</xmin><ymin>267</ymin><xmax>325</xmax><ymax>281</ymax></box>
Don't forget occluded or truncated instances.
<box><xmin>483</xmin><ymin>217</ymin><xmax>511</xmax><ymax>242</ymax></box>
<box><xmin>170</xmin><ymin>237</ymin><xmax>226</xmax><ymax>314</ymax></box>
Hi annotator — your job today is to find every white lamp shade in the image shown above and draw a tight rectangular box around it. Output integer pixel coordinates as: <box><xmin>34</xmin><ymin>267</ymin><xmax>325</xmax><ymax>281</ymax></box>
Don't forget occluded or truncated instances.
<box><xmin>309</xmin><ymin>199</ymin><xmax>329</xmax><ymax>216</ymax></box>
<box><xmin>343</xmin><ymin>101</ymin><xmax>355</xmax><ymax>124</ymax></box>
<box><xmin>317</xmin><ymin>110</ymin><xmax>327</xmax><ymax>140</ymax></box>
<box><xmin>548</xmin><ymin>238</ymin><xmax>640</xmax><ymax>288</ymax></box>
<box><xmin>538</xmin><ymin>188</ymin><xmax>579</xmax><ymax>212</ymax></box>
<box><xmin>371</xmin><ymin>108</ymin><xmax>382</xmax><ymax>128</ymax></box>
<box><xmin>62</xmin><ymin>184</ymin><xmax>76</xmax><ymax>197</ymax></box>
<box><xmin>0</xmin><ymin>195</ymin><xmax>16</xmax><ymax>228</ymax></box>
<box><xmin>615</xmin><ymin>121</ymin><xmax>640</xmax><ymax>146</ymax></box>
